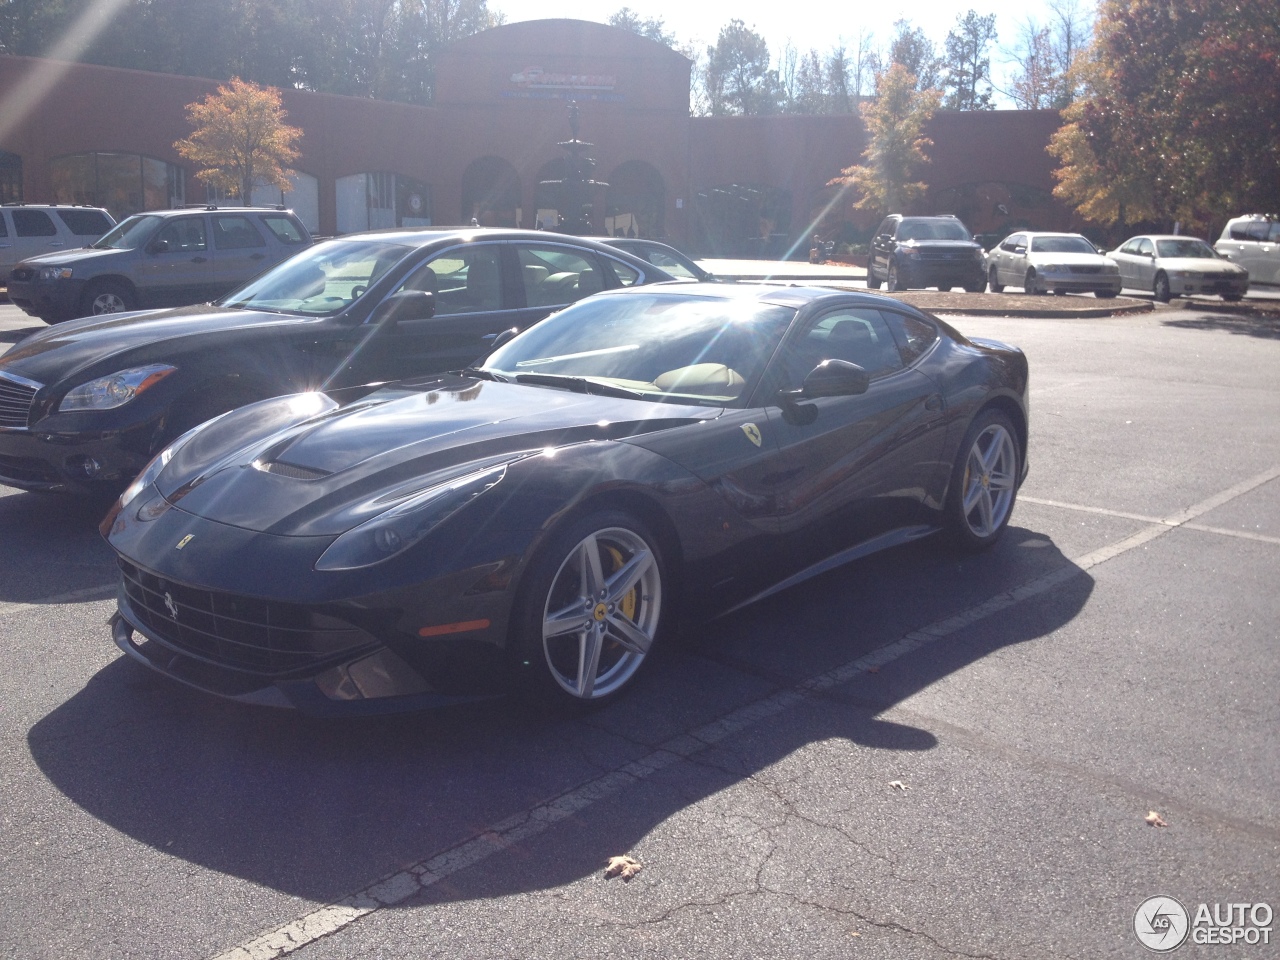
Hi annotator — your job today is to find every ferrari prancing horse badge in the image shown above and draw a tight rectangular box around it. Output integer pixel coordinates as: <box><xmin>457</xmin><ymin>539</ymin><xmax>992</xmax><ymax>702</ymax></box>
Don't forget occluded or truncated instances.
<box><xmin>741</xmin><ymin>423</ymin><xmax>762</xmax><ymax>447</ymax></box>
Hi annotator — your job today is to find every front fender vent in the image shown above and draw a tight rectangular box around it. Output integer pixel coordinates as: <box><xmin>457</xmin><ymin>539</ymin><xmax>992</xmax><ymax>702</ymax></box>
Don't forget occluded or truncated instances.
<box><xmin>254</xmin><ymin>460</ymin><xmax>332</xmax><ymax>481</ymax></box>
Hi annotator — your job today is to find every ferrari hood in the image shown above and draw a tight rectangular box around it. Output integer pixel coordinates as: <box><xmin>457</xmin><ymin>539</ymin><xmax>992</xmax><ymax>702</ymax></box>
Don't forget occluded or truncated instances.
<box><xmin>0</xmin><ymin>304</ymin><xmax>324</xmax><ymax>385</ymax></box>
<box><xmin>158</xmin><ymin>377</ymin><xmax>717</xmax><ymax>537</ymax></box>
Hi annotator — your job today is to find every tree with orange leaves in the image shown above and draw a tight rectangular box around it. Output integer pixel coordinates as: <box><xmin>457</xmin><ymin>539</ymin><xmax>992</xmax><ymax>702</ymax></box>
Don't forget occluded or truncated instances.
<box><xmin>175</xmin><ymin>78</ymin><xmax>302</xmax><ymax>205</ymax></box>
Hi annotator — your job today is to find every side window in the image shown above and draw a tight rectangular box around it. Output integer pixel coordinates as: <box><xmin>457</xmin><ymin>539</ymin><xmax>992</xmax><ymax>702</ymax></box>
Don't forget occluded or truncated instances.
<box><xmin>261</xmin><ymin>215</ymin><xmax>307</xmax><ymax>245</ymax></box>
<box><xmin>12</xmin><ymin>209</ymin><xmax>57</xmax><ymax>237</ymax></box>
<box><xmin>1000</xmin><ymin>236</ymin><xmax>1018</xmax><ymax>252</ymax></box>
<box><xmin>1119</xmin><ymin>239</ymin><xmax>1139</xmax><ymax>254</ymax></box>
<box><xmin>1136</xmin><ymin>238</ymin><xmax>1155</xmax><ymax>256</ymax></box>
<box><xmin>882</xmin><ymin>311</ymin><xmax>939</xmax><ymax>365</ymax></box>
<box><xmin>776</xmin><ymin>308</ymin><xmax>903</xmax><ymax>388</ymax></box>
<box><xmin>155</xmin><ymin>217</ymin><xmax>207</xmax><ymax>253</ymax></box>
<box><xmin>1245</xmin><ymin>222</ymin><xmax>1270</xmax><ymax>242</ymax></box>
<box><xmin>876</xmin><ymin>218</ymin><xmax>894</xmax><ymax>237</ymax></box>
<box><xmin>0</xmin><ymin>213</ymin><xmax>7</xmax><ymax>238</ymax></box>
<box><xmin>212</xmin><ymin>215</ymin><xmax>266</xmax><ymax>250</ymax></box>
<box><xmin>1268</xmin><ymin>222</ymin><xmax>1280</xmax><ymax>242</ymax></box>
<box><xmin>56</xmin><ymin>209</ymin><xmax>113</xmax><ymax>236</ymax></box>
<box><xmin>517</xmin><ymin>245</ymin><xmax>604</xmax><ymax>308</ymax></box>
<box><xmin>600</xmin><ymin>255</ymin><xmax>641</xmax><ymax>286</ymax></box>
<box><xmin>398</xmin><ymin>244</ymin><xmax>502</xmax><ymax>315</ymax></box>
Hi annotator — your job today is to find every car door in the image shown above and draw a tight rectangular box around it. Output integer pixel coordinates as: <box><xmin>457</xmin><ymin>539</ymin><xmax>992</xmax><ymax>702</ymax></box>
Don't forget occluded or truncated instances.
<box><xmin>211</xmin><ymin>213</ymin><xmax>272</xmax><ymax>295</ymax></box>
<box><xmin>992</xmin><ymin>235</ymin><xmax>1019</xmax><ymax>286</ymax></box>
<box><xmin>1110</xmin><ymin>239</ymin><xmax>1140</xmax><ymax>288</ymax></box>
<box><xmin>134</xmin><ymin>215</ymin><xmax>215</xmax><ymax>307</ymax></box>
<box><xmin>755</xmin><ymin>305</ymin><xmax>948</xmax><ymax>572</ymax></box>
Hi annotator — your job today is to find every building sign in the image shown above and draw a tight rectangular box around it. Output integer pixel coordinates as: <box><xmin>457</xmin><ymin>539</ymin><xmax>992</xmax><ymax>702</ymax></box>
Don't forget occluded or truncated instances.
<box><xmin>504</xmin><ymin>67</ymin><xmax>624</xmax><ymax>102</ymax></box>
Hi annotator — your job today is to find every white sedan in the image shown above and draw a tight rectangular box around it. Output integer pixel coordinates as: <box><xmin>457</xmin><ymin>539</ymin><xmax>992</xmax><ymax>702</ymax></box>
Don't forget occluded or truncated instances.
<box><xmin>986</xmin><ymin>232</ymin><xmax>1122</xmax><ymax>297</ymax></box>
<box><xmin>1107</xmin><ymin>235</ymin><xmax>1249</xmax><ymax>302</ymax></box>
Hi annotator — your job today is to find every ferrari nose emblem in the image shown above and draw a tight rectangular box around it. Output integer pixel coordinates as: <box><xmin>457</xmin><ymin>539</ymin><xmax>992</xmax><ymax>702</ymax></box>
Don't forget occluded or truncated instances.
<box><xmin>593</xmin><ymin>602</ymin><xmax>608</xmax><ymax>622</ymax></box>
<box><xmin>741</xmin><ymin>423</ymin><xmax>762</xmax><ymax>447</ymax></box>
<box><xmin>176</xmin><ymin>534</ymin><xmax>194</xmax><ymax>550</ymax></box>
<box><xmin>163</xmin><ymin>592</ymin><xmax>179</xmax><ymax>620</ymax></box>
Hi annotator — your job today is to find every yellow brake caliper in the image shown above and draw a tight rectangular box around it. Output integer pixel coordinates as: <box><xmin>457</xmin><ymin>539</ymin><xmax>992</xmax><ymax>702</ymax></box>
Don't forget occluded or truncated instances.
<box><xmin>605</xmin><ymin>546</ymin><xmax>638</xmax><ymax>621</ymax></box>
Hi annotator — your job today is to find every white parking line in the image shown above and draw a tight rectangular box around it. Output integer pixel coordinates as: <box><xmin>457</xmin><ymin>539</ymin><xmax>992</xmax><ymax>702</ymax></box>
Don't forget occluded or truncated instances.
<box><xmin>205</xmin><ymin>463</ymin><xmax>1280</xmax><ymax>960</ymax></box>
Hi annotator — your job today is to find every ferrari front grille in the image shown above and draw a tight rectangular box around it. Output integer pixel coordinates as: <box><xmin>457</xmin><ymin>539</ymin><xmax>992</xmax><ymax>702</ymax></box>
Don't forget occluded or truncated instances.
<box><xmin>118</xmin><ymin>559</ymin><xmax>376</xmax><ymax>677</ymax></box>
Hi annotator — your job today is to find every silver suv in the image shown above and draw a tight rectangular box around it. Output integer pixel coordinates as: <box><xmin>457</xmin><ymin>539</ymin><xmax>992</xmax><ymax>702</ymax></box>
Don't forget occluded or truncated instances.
<box><xmin>7</xmin><ymin>205</ymin><xmax>311</xmax><ymax>323</ymax></box>
<box><xmin>0</xmin><ymin>203</ymin><xmax>116</xmax><ymax>278</ymax></box>
<box><xmin>1215</xmin><ymin>215</ymin><xmax>1279</xmax><ymax>287</ymax></box>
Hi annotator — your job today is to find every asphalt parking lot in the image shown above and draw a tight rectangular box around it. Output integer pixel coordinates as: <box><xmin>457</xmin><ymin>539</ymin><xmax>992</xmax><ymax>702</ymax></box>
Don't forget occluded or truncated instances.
<box><xmin>1</xmin><ymin>298</ymin><xmax>1277</xmax><ymax>959</ymax></box>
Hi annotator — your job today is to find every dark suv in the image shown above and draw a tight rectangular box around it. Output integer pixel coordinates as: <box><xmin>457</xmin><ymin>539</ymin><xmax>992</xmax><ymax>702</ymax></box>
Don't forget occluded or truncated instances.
<box><xmin>868</xmin><ymin>214</ymin><xmax>986</xmax><ymax>292</ymax></box>
<box><xmin>7</xmin><ymin>205</ymin><xmax>311</xmax><ymax>323</ymax></box>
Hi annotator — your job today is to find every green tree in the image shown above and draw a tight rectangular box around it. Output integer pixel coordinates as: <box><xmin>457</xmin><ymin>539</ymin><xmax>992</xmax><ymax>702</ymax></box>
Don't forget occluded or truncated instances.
<box><xmin>704</xmin><ymin>19</ymin><xmax>781</xmax><ymax>116</ymax></box>
<box><xmin>1049</xmin><ymin>0</ymin><xmax>1280</xmax><ymax>230</ymax></box>
<box><xmin>608</xmin><ymin>7</ymin><xmax>675</xmax><ymax>47</ymax></box>
<box><xmin>175</xmin><ymin>77</ymin><xmax>302</xmax><ymax>204</ymax></box>
<box><xmin>941</xmin><ymin>10</ymin><xmax>996</xmax><ymax>110</ymax></box>
<box><xmin>828</xmin><ymin>62</ymin><xmax>941</xmax><ymax>214</ymax></box>
<box><xmin>887</xmin><ymin>20</ymin><xmax>940</xmax><ymax>93</ymax></box>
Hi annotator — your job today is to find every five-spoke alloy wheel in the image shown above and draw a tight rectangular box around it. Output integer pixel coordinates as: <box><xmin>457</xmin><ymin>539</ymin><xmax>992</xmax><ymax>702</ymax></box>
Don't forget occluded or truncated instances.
<box><xmin>517</xmin><ymin>510</ymin><xmax>666</xmax><ymax>706</ymax></box>
<box><xmin>947</xmin><ymin>409</ymin><xmax>1020</xmax><ymax>550</ymax></box>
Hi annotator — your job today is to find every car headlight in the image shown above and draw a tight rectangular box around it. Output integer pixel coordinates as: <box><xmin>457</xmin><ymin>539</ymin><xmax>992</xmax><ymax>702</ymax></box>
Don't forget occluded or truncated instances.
<box><xmin>1039</xmin><ymin>263</ymin><xmax>1064</xmax><ymax>273</ymax></box>
<box><xmin>902</xmin><ymin>247</ymin><xmax>921</xmax><ymax>259</ymax></box>
<box><xmin>58</xmin><ymin>364</ymin><xmax>176</xmax><ymax>412</ymax></box>
<box><xmin>315</xmin><ymin>465</ymin><xmax>507</xmax><ymax>571</ymax></box>
<box><xmin>39</xmin><ymin>266</ymin><xmax>73</xmax><ymax>281</ymax></box>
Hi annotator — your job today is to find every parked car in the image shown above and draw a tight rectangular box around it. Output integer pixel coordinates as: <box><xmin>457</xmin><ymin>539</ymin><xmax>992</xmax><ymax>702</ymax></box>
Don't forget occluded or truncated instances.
<box><xmin>986</xmin><ymin>231</ymin><xmax>1121</xmax><ymax>297</ymax></box>
<box><xmin>867</xmin><ymin>214</ymin><xmax>987</xmax><ymax>292</ymax></box>
<box><xmin>0</xmin><ymin>203</ymin><xmax>116</xmax><ymax>279</ymax></box>
<box><xmin>102</xmin><ymin>282</ymin><xmax>1029</xmax><ymax>712</ymax></box>
<box><xmin>1214</xmin><ymin>215</ymin><xmax>1279</xmax><ymax>287</ymax></box>
<box><xmin>601</xmin><ymin>237</ymin><xmax>715</xmax><ymax>281</ymax></box>
<box><xmin>1107</xmin><ymin>234</ymin><xmax>1248</xmax><ymax>302</ymax></box>
<box><xmin>0</xmin><ymin>228</ymin><xmax>669</xmax><ymax>495</ymax></box>
<box><xmin>6</xmin><ymin>205</ymin><xmax>311</xmax><ymax>323</ymax></box>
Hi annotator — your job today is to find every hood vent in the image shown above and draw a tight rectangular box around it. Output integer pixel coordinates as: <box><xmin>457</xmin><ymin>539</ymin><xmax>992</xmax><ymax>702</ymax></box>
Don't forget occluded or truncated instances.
<box><xmin>255</xmin><ymin>460</ymin><xmax>332</xmax><ymax>481</ymax></box>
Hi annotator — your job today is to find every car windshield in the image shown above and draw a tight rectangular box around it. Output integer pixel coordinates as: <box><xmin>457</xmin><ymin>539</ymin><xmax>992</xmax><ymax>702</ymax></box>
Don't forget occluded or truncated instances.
<box><xmin>91</xmin><ymin>215</ymin><xmax>161</xmax><ymax>250</ymax></box>
<box><xmin>1030</xmin><ymin>235</ymin><xmax>1096</xmax><ymax>254</ymax></box>
<box><xmin>481</xmin><ymin>293</ymin><xmax>796</xmax><ymax>406</ymax></box>
<box><xmin>897</xmin><ymin>219</ymin><xmax>971</xmax><ymax>241</ymax></box>
<box><xmin>1155</xmin><ymin>238</ymin><xmax>1216</xmax><ymax>259</ymax></box>
<box><xmin>218</xmin><ymin>238</ymin><xmax>413</xmax><ymax>316</ymax></box>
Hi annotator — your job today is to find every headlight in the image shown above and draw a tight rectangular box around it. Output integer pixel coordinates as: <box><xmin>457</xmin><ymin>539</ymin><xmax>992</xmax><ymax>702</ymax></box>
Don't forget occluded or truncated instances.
<box><xmin>901</xmin><ymin>246</ymin><xmax>921</xmax><ymax>259</ymax></box>
<box><xmin>39</xmin><ymin>266</ymin><xmax>73</xmax><ymax>281</ymax></box>
<box><xmin>58</xmin><ymin>364</ymin><xmax>176</xmax><ymax>412</ymax></box>
<box><xmin>315</xmin><ymin>465</ymin><xmax>506</xmax><ymax>571</ymax></box>
<box><xmin>1039</xmin><ymin>263</ymin><xmax>1064</xmax><ymax>273</ymax></box>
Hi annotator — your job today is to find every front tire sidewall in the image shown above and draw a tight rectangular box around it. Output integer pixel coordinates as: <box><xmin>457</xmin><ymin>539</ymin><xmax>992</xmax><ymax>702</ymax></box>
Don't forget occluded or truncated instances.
<box><xmin>511</xmin><ymin>509</ymin><xmax>667</xmax><ymax>709</ymax></box>
<box><xmin>946</xmin><ymin>409</ymin><xmax>1021</xmax><ymax>551</ymax></box>
<box><xmin>1154</xmin><ymin>273</ymin><xmax>1172</xmax><ymax>302</ymax></box>
<box><xmin>82</xmin><ymin>280</ymin><xmax>135</xmax><ymax>317</ymax></box>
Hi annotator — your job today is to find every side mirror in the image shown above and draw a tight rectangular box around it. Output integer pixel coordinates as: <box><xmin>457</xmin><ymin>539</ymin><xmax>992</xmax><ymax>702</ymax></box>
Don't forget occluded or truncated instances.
<box><xmin>371</xmin><ymin>290</ymin><xmax>435</xmax><ymax>324</ymax></box>
<box><xmin>148</xmin><ymin>239</ymin><xmax>170</xmax><ymax>254</ymax></box>
<box><xmin>487</xmin><ymin>327</ymin><xmax>519</xmax><ymax>351</ymax></box>
<box><xmin>778</xmin><ymin>359</ymin><xmax>871</xmax><ymax>403</ymax></box>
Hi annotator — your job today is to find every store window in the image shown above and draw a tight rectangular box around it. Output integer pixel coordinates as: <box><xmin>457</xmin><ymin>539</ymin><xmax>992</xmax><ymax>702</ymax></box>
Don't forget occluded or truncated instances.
<box><xmin>335</xmin><ymin>172</ymin><xmax>430</xmax><ymax>234</ymax></box>
<box><xmin>48</xmin><ymin>153</ymin><xmax>185</xmax><ymax>218</ymax></box>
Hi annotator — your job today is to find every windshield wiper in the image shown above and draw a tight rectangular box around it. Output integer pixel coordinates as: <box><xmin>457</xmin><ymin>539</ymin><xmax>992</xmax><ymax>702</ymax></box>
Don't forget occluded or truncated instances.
<box><xmin>514</xmin><ymin>373</ymin><xmax>644</xmax><ymax>400</ymax></box>
<box><xmin>460</xmin><ymin>366</ymin><xmax>508</xmax><ymax>382</ymax></box>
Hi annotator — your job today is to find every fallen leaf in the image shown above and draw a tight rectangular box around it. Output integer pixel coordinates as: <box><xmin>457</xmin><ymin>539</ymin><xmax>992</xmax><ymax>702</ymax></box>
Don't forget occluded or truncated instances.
<box><xmin>1145</xmin><ymin>811</ymin><xmax>1168</xmax><ymax>828</ymax></box>
<box><xmin>889</xmin><ymin>780</ymin><xmax>910</xmax><ymax>792</ymax></box>
<box><xmin>605</xmin><ymin>855</ymin><xmax>642</xmax><ymax>880</ymax></box>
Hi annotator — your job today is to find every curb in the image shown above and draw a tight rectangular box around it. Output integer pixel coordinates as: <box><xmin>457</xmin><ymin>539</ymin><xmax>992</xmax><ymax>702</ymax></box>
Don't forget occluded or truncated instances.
<box><xmin>812</xmin><ymin>283</ymin><xmax>1156</xmax><ymax>319</ymax></box>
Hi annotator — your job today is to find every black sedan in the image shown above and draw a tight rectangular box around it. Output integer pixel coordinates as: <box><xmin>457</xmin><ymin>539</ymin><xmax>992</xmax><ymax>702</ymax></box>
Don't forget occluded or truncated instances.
<box><xmin>0</xmin><ymin>228</ymin><xmax>667</xmax><ymax>495</ymax></box>
<box><xmin>102</xmin><ymin>284</ymin><xmax>1029</xmax><ymax>713</ymax></box>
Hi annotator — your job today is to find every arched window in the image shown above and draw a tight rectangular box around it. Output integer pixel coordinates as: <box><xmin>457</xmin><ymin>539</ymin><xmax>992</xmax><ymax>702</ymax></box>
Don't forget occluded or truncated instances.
<box><xmin>336</xmin><ymin>172</ymin><xmax>430</xmax><ymax>234</ymax></box>
<box><xmin>605</xmin><ymin>161</ymin><xmax>664</xmax><ymax>239</ymax></box>
<box><xmin>48</xmin><ymin>153</ymin><xmax>185</xmax><ymax>219</ymax></box>
<box><xmin>461</xmin><ymin>156</ymin><xmax>521</xmax><ymax>227</ymax></box>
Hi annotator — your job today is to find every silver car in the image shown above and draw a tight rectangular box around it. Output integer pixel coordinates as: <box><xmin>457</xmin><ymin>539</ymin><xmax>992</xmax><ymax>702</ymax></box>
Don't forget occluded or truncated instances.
<box><xmin>1109</xmin><ymin>234</ymin><xmax>1249</xmax><ymax>302</ymax></box>
<box><xmin>1214</xmin><ymin>215</ymin><xmax>1278</xmax><ymax>288</ymax></box>
<box><xmin>987</xmin><ymin>231</ymin><xmax>1122</xmax><ymax>297</ymax></box>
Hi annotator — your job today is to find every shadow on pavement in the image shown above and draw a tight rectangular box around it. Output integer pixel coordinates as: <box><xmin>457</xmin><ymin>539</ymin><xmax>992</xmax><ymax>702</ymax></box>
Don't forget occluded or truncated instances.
<box><xmin>1160</xmin><ymin>312</ymin><xmax>1280</xmax><ymax>339</ymax></box>
<box><xmin>0</xmin><ymin>324</ymin><xmax>44</xmax><ymax>344</ymax></box>
<box><xmin>27</xmin><ymin>526</ymin><xmax>1093</xmax><ymax>907</ymax></box>
<box><xmin>0</xmin><ymin>488</ymin><xmax>116</xmax><ymax>602</ymax></box>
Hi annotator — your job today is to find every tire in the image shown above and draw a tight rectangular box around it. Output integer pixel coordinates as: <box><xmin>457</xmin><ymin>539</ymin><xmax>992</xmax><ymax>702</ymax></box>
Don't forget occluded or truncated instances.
<box><xmin>988</xmin><ymin>266</ymin><xmax>1004</xmax><ymax>293</ymax></box>
<box><xmin>1024</xmin><ymin>268</ymin><xmax>1041</xmax><ymax>294</ymax></box>
<box><xmin>81</xmin><ymin>279</ymin><xmax>136</xmax><ymax>317</ymax></box>
<box><xmin>511</xmin><ymin>509</ymin><xmax>667</xmax><ymax>707</ymax></box>
<box><xmin>1223</xmin><ymin>294</ymin><xmax>1243</xmax><ymax>302</ymax></box>
<box><xmin>887</xmin><ymin>261</ymin><xmax>909</xmax><ymax>291</ymax></box>
<box><xmin>1153</xmin><ymin>272</ymin><xmax>1171</xmax><ymax>303</ymax></box>
<box><xmin>963</xmin><ymin>281</ymin><xmax>986</xmax><ymax>293</ymax></box>
<box><xmin>1094</xmin><ymin>290</ymin><xmax>1117</xmax><ymax>299</ymax></box>
<box><xmin>945</xmin><ymin>409</ymin><xmax>1021</xmax><ymax>552</ymax></box>
<box><xmin>866</xmin><ymin>269</ymin><xmax>882</xmax><ymax>290</ymax></box>
<box><xmin>1053</xmin><ymin>289</ymin><xmax>1066</xmax><ymax>296</ymax></box>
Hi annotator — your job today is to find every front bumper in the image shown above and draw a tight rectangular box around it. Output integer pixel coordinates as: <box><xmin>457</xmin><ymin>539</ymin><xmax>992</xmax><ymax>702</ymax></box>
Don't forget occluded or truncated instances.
<box><xmin>900</xmin><ymin>259</ymin><xmax>986</xmax><ymax>289</ymax></box>
<box><xmin>6</xmin><ymin>277</ymin><xmax>85</xmax><ymax>322</ymax></box>
<box><xmin>1030</xmin><ymin>272</ymin><xmax>1122</xmax><ymax>295</ymax></box>
<box><xmin>0</xmin><ymin>420</ymin><xmax>158</xmax><ymax>493</ymax></box>
<box><xmin>1169</xmin><ymin>274</ymin><xmax>1249</xmax><ymax>297</ymax></box>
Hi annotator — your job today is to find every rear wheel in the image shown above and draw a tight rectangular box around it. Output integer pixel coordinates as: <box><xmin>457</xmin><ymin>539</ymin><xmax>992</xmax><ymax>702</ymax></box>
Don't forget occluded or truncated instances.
<box><xmin>946</xmin><ymin>409</ymin><xmax>1020</xmax><ymax>551</ymax></box>
<box><xmin>988</xmin><ymin>266</ymin><xmax>1004</xmax><ymax>293</ymax></box>
<box><xmin>81</xmin><ymin>279</ymin><xmax>135</xmax><ymax>317</ymax></box>
<box><xmin>513</xmin><ymin>510</ymin><xmax>666</xmax><ymax>707</ymax></box>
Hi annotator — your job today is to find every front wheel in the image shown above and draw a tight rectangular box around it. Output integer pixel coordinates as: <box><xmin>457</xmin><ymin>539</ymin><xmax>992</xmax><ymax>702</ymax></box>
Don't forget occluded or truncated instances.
<box><xmin>946</xmin><ymin>409</ymin><xmax>1021</xmax><ymax>551</ymax></box>
<box><xmin>866</xmin><ymin>269</ymin><xmax>882</xmax><ymax>290</ymax></box>
<box><xmin>1024</xmin><ymin>269</ymin><xmax>1041</xmax><ymax>294</ymax></box>
<box><xmin>81</xmin><ymin>279</ymin><xmax>136</xmax><ymax>317</ymax></box>
<box><xmin>1153</xmin><ymin>272</ymin><xmax>1172</xmax><ymax>303</ymax></box>
<box><xmin>887</xmin><ymin>261</ymin><xmax>909</xmax><ymax>291</ymax></box>
<box><xmin>988</xmin><ymin>266</ymin><xmax>1004</xmax><ymax>293</ymax></box>
<box><xmin>513</xmin><ymin>510</ymin><xmax>666</xmax><ymax>707</ymax></box>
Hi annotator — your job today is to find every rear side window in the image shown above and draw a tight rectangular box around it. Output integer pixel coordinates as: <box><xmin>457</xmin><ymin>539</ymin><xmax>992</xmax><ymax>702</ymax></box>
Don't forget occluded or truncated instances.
<box><xmin>601</xmin><ymin>255</ymin><xmax>641</xmax><ymax>286</ymax></box>
<box><xmin>212</xmin><ymin>214</ymin><xmax>266</xmax><ymax>249</ymax></box>
<box><xmin>56</xmin><ymin>209</ymin><xmax>113</xmax><ymax>236</ymax></box>
<box><xmin>882</xmin><ymin>311</ymin><xmax>939</xmax><ymax>365</ymax></box>
<box><xmin>1231</xmin><ymin>221</ymin><xmax>1271</xmax><ymax>242</ymax></box>
<box><xmin>517</xmin><ymin>245</ymin><xmax>605</xmax><ymax>307</ymax></box>
<box><xmin>260</xmin><ymin>215</ymin><xmax>307</xmax><ymax>244</ymax></box>
<box><xmin>12</xmin><ymin>209</ymin><xmax>57</xmax><ymax>237</ymax></box>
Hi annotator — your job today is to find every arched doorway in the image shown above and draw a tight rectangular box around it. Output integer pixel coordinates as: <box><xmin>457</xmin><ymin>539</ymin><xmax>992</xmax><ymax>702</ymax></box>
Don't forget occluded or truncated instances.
<box><xmin>605</xmin><ymin>161</ymin><xmax>664</xmax><ymax>239</ymax></box>
<box><xmin>461</xmin><ymin>156</ymin><xmax>521</xmax><ymax>227</ymax></box>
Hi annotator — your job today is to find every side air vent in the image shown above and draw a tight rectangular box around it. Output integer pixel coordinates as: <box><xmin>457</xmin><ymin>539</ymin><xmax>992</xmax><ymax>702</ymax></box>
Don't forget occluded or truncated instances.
<box><xmin>254</xmin><ymin>460</ymin><xmax>332</xmax><ymax>481</ymax></box>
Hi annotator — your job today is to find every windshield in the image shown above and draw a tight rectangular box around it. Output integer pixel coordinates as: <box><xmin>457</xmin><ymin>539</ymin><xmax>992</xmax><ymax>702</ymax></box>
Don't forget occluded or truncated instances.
<box><xmin>1030</xmin><ymin>235</ymin><xmax>1097</xmax><ymax>254</ymax></box>
<box><xmin>482</xmin><ymin>293</ymin><xmax>796</xmax><ymax>406</ymax></box>
<box><xmin>1155</xmin><ymin>238</ymin><xmax>1216</xmax><ymax>259</ymax></box>
<box><xmin>92</xmin><ymin>215</ymin><xmax>161</xmax><ymax>250</ymax></box>
<box><xmin>219</xmin><ymin>238</ymin><xmax>413</xmax><ymax>315</ymax></box>
<box><xmin>897</xmin><ymin>219</ymin><xmax>972</xmax><ymax>241</ymax></box>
